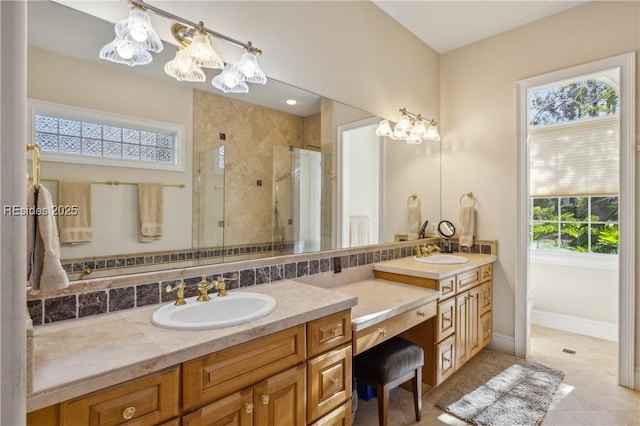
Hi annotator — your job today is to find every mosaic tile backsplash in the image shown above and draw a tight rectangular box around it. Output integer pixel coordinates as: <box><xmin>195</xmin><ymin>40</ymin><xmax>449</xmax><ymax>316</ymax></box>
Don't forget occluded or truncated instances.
<box><xmin>29</xmin><ymin>240</ymin><xmax>495</xmax><ymax>326</ymax></box>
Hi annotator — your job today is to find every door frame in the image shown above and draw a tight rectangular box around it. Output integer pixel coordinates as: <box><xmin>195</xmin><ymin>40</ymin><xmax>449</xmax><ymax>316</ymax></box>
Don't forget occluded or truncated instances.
<box><xmin>515</xmin><ymin>52</ymin><xmax>636</xmax><ymax>388</ymax></box>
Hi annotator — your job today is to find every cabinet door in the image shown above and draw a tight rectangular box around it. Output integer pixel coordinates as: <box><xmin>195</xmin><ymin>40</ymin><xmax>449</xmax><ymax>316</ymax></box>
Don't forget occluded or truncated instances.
<box><xmin>454</xmin><ymin>293</ymin><xmax>469</xmax><ymax>370</ymax></box>
<box><xmin>307</xmin><ymin>345</ymin><xmax>352</xmax><ymax>423</ymax></box>
<box><xmin>480</xmin><ymin>311</ymin><xmax>492</xmax><ymax>349</ymax></box>
<box><xmin>254</xmin><ymin>364</ymin><xmax>306</xmax><ymax>426</ymax></box>
<box><xmin>182</xmin><ymin>388</ymin><xmax>254</xmax><ymax>426</ymax></box>
<box><xmin>468</xmin><ymin>287</ymin><xmax>481</xmax><ymax>358</ymax></box>
<box><xmin>435</xmin><ymin>335</ymin><xmax>455</xmax><ymax>385</ymax></box>
<box><xmin>479</xmin><ymin>281</ymin><xmax>492</xmax><ymax>315</ymax></box>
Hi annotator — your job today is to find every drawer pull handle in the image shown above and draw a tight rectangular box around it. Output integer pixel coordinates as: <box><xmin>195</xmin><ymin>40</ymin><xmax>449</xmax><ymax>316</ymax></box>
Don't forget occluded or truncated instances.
<box><xmin>417</xmin><ymin>311</ymin><xmax>427</xmax><ymax>317</ymax></box>
<box><xmin>331</xmin><ymin>327</ymin><xmax>340</xmax><ymax>337</ymax></box>
<box><xmin>442</xmin><ymin>356</ymin><xmax>451</xmax><ymax>364</ymax></box>
<box><xmin>377</xmin><ymin>328</ymin><xmax>387</xmax><ymax>337</ymax></box>
<box><xmin>261</xmin><ymin>394</ymin><xmax>271</xmax><ymax>405</ymax></box>
<box><xmin>244</xmin><ymin>403</ymin><xmax>254</xmax><ymax>413</ymax></box>
<box><xmin>443</xmin><ymin>284</ymin><xmax>452</xmax><ymax>292</ymax></box>
<box><xmin>331</xmin><ymin>378</ymin><xmax>340</xmax><ymax>388</ymax></box>
<box><xmin>442</xmin><ymin>314</ymin><xmax>452</xmax><ymax>324</ymax></box>
<box><xmin>122</xmin><ymin>407</ymin><xmax>136</xmax><ymax>420</ymax></box>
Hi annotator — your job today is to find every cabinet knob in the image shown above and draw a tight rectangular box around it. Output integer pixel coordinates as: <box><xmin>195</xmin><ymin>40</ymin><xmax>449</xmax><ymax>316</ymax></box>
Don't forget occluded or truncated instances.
<box><xmin>261</xmin><ymin>394</ymin><xmax>271</xmax><ymax>405</ymax></box>
<box><xmin>331</xmin><ymin>327</ymin><xmax>340</xmax><ymax>337</ymax></box>
<box><xmin>244</xmin><ymin>403</ymin><xmax>254</xmax><ymax>413</ymax></box>
<box><xmin>122</xmin><ymin>406</ymin><xmax>136</xmax><ymax>420</ymax></box>
<box><xmin>377</xmin><ymin>328</ymin><xmax>387</xmax><ymax>337</ymax></box>
<box><xmin>331</xmin><ymin>378</ymin><xmax>340</xmax><ymax>388</ymax></box>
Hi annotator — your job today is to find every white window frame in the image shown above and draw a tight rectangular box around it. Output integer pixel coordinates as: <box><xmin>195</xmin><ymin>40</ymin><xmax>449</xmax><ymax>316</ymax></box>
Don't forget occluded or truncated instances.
<box><xmin>29</xmin><ymin>99</ymin><xmax>185</xmax><ymax>172</ymax></box>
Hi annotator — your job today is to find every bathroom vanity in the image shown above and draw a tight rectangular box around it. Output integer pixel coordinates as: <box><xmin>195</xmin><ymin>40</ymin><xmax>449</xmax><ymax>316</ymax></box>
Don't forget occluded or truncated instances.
<box><xmin>372</xmin><ymin>253</ymin><xmax>496</xmax><ymax>388</ymax></box>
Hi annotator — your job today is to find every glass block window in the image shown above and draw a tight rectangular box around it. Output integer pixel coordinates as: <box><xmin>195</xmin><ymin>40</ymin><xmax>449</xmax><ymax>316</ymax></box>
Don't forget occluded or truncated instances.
<box><xmin>30</xmin><ymin>99</ymin><xmax>184</xmax><ymax>171</ymax></box>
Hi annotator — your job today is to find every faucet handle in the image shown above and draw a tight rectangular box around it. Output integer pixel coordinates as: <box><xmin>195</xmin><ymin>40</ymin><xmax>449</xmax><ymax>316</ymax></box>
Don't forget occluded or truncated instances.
<box><xmin>165</xmin><ymin>280</ymin><xmax>187</xmax><ymax>306</ymax></box>
<box><xmin>214</xmin><ymin>274</ymin><xmax>238</xmax><ymax>297</ymax></box>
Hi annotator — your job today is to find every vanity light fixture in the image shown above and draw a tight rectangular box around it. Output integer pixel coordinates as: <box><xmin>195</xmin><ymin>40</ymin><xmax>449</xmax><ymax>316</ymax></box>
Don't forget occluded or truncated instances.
<box><xmin>99</xmin><ymin>0</ymin><xmax>266</xmax><ymax>94</ymax></box>
<box><xmin>375</xmin><ymin>108</ymin><xmax>441</xmax><ymax>144</ymax></box>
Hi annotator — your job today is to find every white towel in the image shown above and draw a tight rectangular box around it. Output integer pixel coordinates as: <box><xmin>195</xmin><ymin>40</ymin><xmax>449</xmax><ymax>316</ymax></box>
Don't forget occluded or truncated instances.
<box><xmin>459</xmin><ymin>205</ymin><xmax>475</xmax><ymax>248</ymax></box>
<box><xmin>27</xmin><ymin>184</ymin><xmax>69</xmax><ymax>293</ymax></box>
<box><xmin>349</xmin><ymin>216</ymin><xmax>370</xmax><ymax>246</ymax></box>
<box><xmin>407</xmin><ymin>196</ymin><xmax>421</xmax><ymax>240</ymax></box>
<box><xmin>58</xmin><ymin>180</ymin><xmax>92</xmax><ymax>243</ymax></box>
<box><xmin>138</xmin><ymin>183</ymin><xmax>164</xmax><ymax>242</ymax></box>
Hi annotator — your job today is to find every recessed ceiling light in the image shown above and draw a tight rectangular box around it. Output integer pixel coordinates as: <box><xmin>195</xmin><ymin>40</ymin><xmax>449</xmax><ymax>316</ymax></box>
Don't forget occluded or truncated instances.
<box><xmin>285</xmin><ymin>99</ymin><xmax>298</xmax><ymax>105</ymax></box>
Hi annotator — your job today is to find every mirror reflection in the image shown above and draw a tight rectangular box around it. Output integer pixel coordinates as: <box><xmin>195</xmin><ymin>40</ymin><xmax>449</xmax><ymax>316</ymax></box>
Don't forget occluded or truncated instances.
<box><xmin>27</xmin><ymin>1</ymin><xmax>441</xmax><ymax>279</ymax></box>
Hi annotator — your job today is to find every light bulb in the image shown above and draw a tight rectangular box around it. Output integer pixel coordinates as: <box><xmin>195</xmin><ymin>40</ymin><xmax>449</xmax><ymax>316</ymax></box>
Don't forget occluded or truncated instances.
<box><xmin>116</xmin><ymin>41</ymin><xmax>134</xmax><ymax>59</ymax></box>
<box><xmin>397</xmin><ymin>113</ymin><xmax>412</xmax><ymax>132</ymax></box>
<box><xmin>128</xmin><ymin>12</ymin><xmax>148</xmax><ymax>42</ymax></box>
<box><xmin>231</xmin><ymin>51</ymin><xmax>267</xmax><ymax>84</ymax></box>
<box><xmin>375</xmin><ymin>119</ymin><xmax>392</xmax><ymax>137</ymax></box>
<box><xmin>183</xmin><ymin>31</ymin><xmax>224</xmax><ymax>69</ymax></box>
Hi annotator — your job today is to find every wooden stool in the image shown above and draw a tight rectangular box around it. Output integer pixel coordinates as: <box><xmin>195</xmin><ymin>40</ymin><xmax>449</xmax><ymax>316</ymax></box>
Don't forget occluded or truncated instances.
<box><xmin>353</xmin><ymin>336</ymin><xmax>424</xmax><ymax>426</ymax></box>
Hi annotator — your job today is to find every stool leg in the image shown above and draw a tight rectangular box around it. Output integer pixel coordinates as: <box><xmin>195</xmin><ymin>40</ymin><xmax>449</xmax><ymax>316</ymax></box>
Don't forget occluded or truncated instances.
<box><xmin>412</xmin><ymin>367</ymin><xmax>422</xmax><ymax>422</ymax></box>
<box><xmin>377</xmin><ymin>383</ymin><xmax>389</xmax><ymax>426</ymax></box>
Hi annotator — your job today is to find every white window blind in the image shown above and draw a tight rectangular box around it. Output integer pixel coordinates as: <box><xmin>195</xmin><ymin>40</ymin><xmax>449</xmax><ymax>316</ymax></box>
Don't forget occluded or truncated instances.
<box><xmin>529</xmin><ymin>116</ymin><xmax>619</xmax><ymax>197</ymax></box>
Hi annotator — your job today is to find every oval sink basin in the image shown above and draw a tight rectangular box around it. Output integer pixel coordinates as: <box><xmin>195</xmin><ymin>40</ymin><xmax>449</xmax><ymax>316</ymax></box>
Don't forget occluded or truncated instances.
<box><xmin>413</xmin><ymin>255</ymin><xmax>469</xmax><ymax>265</ymax></box>
<box><xmin>152</xmin><ymin>292</ymin><xmax>277</xmax><ymax>331</ymax></box>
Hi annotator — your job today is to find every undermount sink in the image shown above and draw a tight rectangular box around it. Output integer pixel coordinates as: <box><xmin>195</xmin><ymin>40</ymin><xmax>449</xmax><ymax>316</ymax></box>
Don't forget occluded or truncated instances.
<box><xmin>152</xmin><ymin>292</ymin><xmax>277</xmax><ymax>331</ymax></box>
<box><xmin>413</xmin><ymin>254</ymin><xmax>469</xmax><ymax>265</ymax></box>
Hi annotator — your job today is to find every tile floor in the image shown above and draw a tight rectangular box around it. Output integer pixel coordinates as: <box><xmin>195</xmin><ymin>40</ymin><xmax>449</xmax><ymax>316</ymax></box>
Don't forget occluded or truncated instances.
<box><xmin>352</xmin><ymin>326</ymin><xmax>640</xmax><ymax>425</ymax></box>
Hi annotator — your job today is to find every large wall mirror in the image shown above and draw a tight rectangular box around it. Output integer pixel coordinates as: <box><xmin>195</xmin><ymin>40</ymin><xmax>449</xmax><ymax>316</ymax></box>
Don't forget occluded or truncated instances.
<box><xmin>27</xmin><ymin>1</ymin><xmax>441</xmax><ymax>280</ymax></box>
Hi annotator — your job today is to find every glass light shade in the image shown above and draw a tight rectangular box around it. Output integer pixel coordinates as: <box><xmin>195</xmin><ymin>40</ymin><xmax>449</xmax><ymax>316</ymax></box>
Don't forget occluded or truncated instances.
<box><xmin>183</xmin><ymin>32</ymin><xmax>224</xmax><ymax>69</ymax></box>
<box><xmin>412</xmin><ymin>119</ymin><xmax>427</xmax><ymax>137</ymax></box>
<box><xmin>212</xmin><ymin>66</ymin><xmax>249</xmax><ymax>93</ymax></box>
<box><xmin>99</xmin><ymin>36</ymin><xmax>152</xmax><ymax>66</ymax></box>
<box><xmin>115</xmin><ymin>8</ymin><xmax>163</xmax><ymax>53</ymax></box>
<box><xmin>407</xmin><ymin>130</ymin><xmax>423</xmax><ymax>144</ymax></box>
<box><xmin>375</xmin><ymin>119</ymin><xmax>392</xmax><ymax>137</ymax></box>
<box><xmin>390</xmin><ymin>123</ymin><xmax>408</xmax><ymax>141</ymax></box>
<box><xmin>164</xmin><ymin>49</ymin><xmax>206</xmax><ymax>82</ymax></box>
<box><xmin>396</xmin><ymin>113</ymin><xmax>412</xmax><ymax>132</ymax></box>
<box><xmin>423</xmin><ymin>124</ymin><xmax>441</xmax><ymax>141</ymax></box>
<box><xmin>231</xmin><ymin>52</ymin><xmax>267</xmax><ymax>84</ymax></box>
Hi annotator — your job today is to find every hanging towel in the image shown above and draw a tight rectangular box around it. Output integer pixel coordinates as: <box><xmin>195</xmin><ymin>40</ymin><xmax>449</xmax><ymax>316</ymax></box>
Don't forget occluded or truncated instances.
<box><xmin>407</xmin><ymin>195</ymin><xmax>421</xmax><ymax>240</ymax></box>
<box><xmin>459</xmin><ymin>205</ymin><xmax>475</xmax><ymax>248</ymax></box>
<box><xmin>27</xmin><ymin>184</ymin><xmax>69</xmax><ymax>293</ymax></box>
<box><xmin>138</xmin><ymin>183</ymin><xmax>164</xmax><ymax>242</ymax></box>
<box><xmin>349</xmin><ymin>216</ymin><xmax>370</xmax><ymax>246</ymax></box>
<box><xmin>58</xmin><ymin>180</ymin><xmax>92</xmax><ymax>243</ymax></box>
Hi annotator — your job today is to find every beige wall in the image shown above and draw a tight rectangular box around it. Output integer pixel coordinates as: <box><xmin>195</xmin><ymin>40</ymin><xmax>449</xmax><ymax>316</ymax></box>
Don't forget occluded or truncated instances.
<box><xmin>27</xmin><ymin>47</ymin><xmax>193</xmax><ymax>258</ymax></box>
<box><xmin>440</xmin><ymin>1</ymin><xmax>639</xmax><ymax>363</ymax></box>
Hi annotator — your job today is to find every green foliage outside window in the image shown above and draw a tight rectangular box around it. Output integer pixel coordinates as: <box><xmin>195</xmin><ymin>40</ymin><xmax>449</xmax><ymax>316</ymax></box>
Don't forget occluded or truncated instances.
<box><xmin>530</xmin><ymin>196</ymin><xmax>618</xmax><ymax>254</ymax></box>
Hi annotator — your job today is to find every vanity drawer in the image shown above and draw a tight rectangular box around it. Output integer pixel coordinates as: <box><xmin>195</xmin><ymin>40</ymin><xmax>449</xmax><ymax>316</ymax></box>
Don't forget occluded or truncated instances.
<box><xmin>307</xmin><ymin>310</ymin><xmax>352</xmax><ymax>357</ymax></box>
<box><xmin>307</xmin><ymin>345</ymin><xmax>352</xmax><ymax>423</ymax></box>
<box><xmin>435</xmin><ymin>335</ymin><xmax>456</xmax><ymax>386</ymax></box>
<box><xmin>480</xmin><ymin>263</ymin><xmax>493</xmax><ymax>283</ymax></box>
<box><xmin>439</xmin><ymin>276</ymin><xmax>456</xmax><ymax>299</ymax></box>
<box><xmin>60</xmin><ymin>366</ymin><xmax>180</xmax><ymax>426</ymax></box>
<box><xmin>183</xmin><ymin>325</ymin><xmax>306</xmax><ymax>411</ymax></box>
<box><xmin>436</xmin><ymin>297</ymin><xmax>456</xmax><ymax>342</ymax></box>
<box><xmin>456</xmin><ymin>268</ymin><xmax>480</xmax><ymax>293</ymax></box>
<box><xmin>353</xmin><ymin>301</ymin><xmax>436</xmax><ymax>355</ymax></box>
<box><xmin>309</xmin><ymin>401</ymin><xmax>352</xmax><ymax>426</ymax></box>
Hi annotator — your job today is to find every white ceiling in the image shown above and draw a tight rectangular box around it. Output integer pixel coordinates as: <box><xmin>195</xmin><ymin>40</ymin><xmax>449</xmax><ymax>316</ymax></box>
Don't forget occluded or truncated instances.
<box><xmin>372</xmin><ymin>0</ymin><xmax>588</xmax><ymax>53</ymax></box>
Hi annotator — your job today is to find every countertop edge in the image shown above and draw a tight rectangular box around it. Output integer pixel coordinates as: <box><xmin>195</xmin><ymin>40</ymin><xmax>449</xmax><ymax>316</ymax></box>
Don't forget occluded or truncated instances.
<box><xmin>372</xmin><ymin>254</ymin><xmax>496</xmax><ymax>279</ymax></box>
<box><xmin>351</xmin><ymin>291</ymin><xmax>440</xmax><ymax>331</ymax></box>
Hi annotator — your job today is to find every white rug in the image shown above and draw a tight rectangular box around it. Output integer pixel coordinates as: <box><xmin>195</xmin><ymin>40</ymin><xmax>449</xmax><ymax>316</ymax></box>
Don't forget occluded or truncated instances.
<box><xmin>436</xmin><ymin>350</ymin><xmax>564</xmax><ymax>426</ymax></box>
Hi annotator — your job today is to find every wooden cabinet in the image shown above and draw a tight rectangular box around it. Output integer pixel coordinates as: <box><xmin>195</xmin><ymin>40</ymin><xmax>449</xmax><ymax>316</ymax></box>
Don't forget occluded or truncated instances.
<box><xmin>28</xmin><ymin>310</ymin><xmax>352</xmax><ymax>426</ymax></box>
<box><xmin>376</xmin><ymin>261</ymin><xmax>494</xmax><ymax>388</ymax></box>
<box><xmin>59</xmin><ymin>366</ymin><xmax>180</xmax><ymax>426</ymax></box>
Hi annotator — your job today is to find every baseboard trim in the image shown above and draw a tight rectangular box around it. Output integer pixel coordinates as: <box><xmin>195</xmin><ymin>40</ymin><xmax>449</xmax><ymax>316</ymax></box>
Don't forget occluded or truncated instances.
<box><xmin>531</xmin><ymin>309</ymin><xmax>617</xmax><ymax>342</ymax></box>
<box><xmin>487</xmin><ymin>332</ymin><xmax>515</xmax><ymax>355</ymax></box>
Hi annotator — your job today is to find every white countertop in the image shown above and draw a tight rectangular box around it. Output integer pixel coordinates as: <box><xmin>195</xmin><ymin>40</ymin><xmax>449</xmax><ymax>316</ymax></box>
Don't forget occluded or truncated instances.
<box><xmin>372</xmin><ymin>253</ymin><xmax>496</xmax><ymax>280</ymax></box>
<box><xmin>27</xmin><ymin>280</ymin><xmax>357</xmax><ymax>412</ymax></box>
<box><xmin>332</xmin><ymin>279</ymin><xmax>440</xmax><ymax>331</ymax></box>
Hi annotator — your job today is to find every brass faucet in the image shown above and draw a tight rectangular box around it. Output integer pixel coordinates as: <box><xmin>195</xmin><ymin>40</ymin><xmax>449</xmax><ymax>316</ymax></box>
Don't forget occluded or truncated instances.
<box><xmin>197</xmin><ymin>275</ymin><xmax>214</xmax><ymax>301</ymax></box>
<box><xmin>78</xmin><ymin>267</ymin><xmax>93</xmax><ymax>280</ymax></box>
<box><xmin>196</xmin><ymin>274</ymin><xmax>238</xmax><ymax>299</ymax></box>
<box><xmin>165</xmin><ymin>280</ymin><xmax>187</xmax><ymax>305</ymax></box>
<box><xmin>416</xmin><ymin>244</ymin><xmax>441</xmax><ymax>258</ymax></box>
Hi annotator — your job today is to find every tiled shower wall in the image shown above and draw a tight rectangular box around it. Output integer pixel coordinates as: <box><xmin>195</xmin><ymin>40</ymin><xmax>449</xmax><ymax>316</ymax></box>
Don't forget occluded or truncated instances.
<box><xmin>28</xmin><ymin>239</ymin><xmax>496</xmax><ymax>326</ymax></box>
